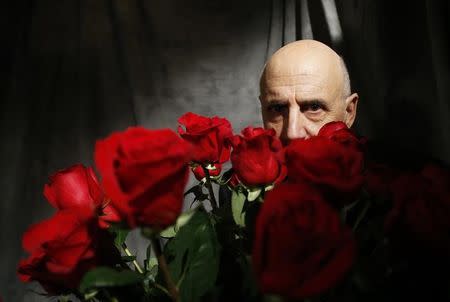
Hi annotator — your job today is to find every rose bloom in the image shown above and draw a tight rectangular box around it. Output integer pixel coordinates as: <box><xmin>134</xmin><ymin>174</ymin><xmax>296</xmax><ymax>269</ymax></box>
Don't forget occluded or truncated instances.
<box><xmin>44</xmin><ymin>164</ymin><xmax>120</xmax><ymax>228</ymax></box>
<box><xmin>253</xmin><ymin>182</ymin><xmax>356</xmax><ymax>299</ymax></box>
<box><xmin>385</xmin><ymin>163</ymin><xmax>450</xmax><ymax>255</ymax></box>
<box><xmin>178</xmin><ymin>112</ymin><xmax>233</xmax><ymax>165</ymax></box>
<box><xmin>285</xmin><ymin>122</ymin><xmax>364</xmax><ymax>205</ymax></box>
<box><xmin>228</xmin><ymin>127</ymin><xmax>286</xmax><ymax>187</ymax></box>
<box><xmin>95</xmin><ymin>127</ymin><xmax>191</xmax><ymax>229</ymax></box>
<box><xmin>364</xmin><ymin>162</ymin><xmax>398</xmax><ymax>198</ymax></box>
<box><xmin>317</xmin><ymin>121</ymin><xmax>364</xmax><ymax>149</ymax></box>
<box><xmin>17</xmin><ymin>208</ymin><xmax>119</xmax><ymax>294</ymax></box>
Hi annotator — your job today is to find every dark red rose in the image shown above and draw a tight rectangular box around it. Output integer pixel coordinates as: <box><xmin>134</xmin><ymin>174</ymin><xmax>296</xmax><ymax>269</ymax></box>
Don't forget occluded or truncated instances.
<box><xmin>253</xmin><ymin>182</ymin><xmax>356</xmax><ymax>299</ymax></box>
<box><xmin>227</xmin><ymin>173</ymin><xmax>240</xmax><ymax>188</ymax></box>
<box><xmin>228</xmin><ymin>127</ymin><xmax>286</xmax><ymax>187</ymax></box>
<box><xmin>192</xmin><ymin>163</ymin><xmax>222</xmax><ymax>181</ymax></box>
<box><xmin>285</xmin><ymin>133</ymin><xmax>364</xmax><ymax>203</ymax></box>
<box><xmin>178</xmin><ymin>112</ymin><xmax>233</xmax><ymax>164</ymax></box>
<box><xmin>318</xmin><ymin>121</ymin><xmax>365</xmax><ymax>150</ymax></box>
<box><xmin>95</xmin><ymin>127</ymin><xmax>191</xmax><ymax>229</ymax></box>
<box><xmin>17</xmin><ymin>208</ymin><xmax>118</xmax><ymax>294</ymax></box>
<box><xmin>385</xmin><ymin>164</ymin><xmax>450</xmax><ymax>255</ymax></box>
<box><xmin>364</xmin><ymin>162</ymin><xmax>398</xmax><ymax>198</ymax></box>
<box><xmin>43</xmin><ymin>164</ymin><xmax>120</xmax><ymax>228</ymax></box>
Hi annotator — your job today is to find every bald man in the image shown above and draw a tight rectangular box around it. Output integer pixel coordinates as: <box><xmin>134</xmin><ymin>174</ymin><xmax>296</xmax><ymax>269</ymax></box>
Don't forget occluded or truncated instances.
<box><xmin>259</xmin><ymin>40</ymin><xmax>358</xmax><ymax>145</ymax></box>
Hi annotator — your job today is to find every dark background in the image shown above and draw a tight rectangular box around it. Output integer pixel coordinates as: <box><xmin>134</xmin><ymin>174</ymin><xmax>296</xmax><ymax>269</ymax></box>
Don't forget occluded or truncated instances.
<box><xmin>1</xmin><ymin>0</ymin><xmax>449</xmax><ymax>300</ymax></box>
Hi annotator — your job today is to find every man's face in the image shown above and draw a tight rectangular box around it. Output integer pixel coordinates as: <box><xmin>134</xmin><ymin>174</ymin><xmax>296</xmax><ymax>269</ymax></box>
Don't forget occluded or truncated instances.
<box><xmin>260</xmin><ymin>74</ymin><xmax>348</xmax><ymax>145</ymax></box>
<box><xmin>259</xmin><ymin>41</ymin><xmax>358</xmax><ymax>146</ymax></box>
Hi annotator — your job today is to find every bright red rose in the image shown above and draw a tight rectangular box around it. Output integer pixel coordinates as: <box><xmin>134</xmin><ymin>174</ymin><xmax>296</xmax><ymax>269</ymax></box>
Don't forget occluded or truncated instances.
<box><xmin>228</xmin><ymin>127</ymin><xmax>286</xmax><ymax>187</ymax></box>
<box><xmin>192</xmin><ymin>163</ymin><xmax>222</xmax><ymax>181</ymax></box>
<box><xmin>95</xmin><ymin>127</ymin><xmax>191</xmax><ymax>229</ymax></box>
<box><xmin>44</xmin><ymin>164</ymin><xmax>103</xmax><ymax>210</ymax></box>
<box><xmin>178</xmin><ymin>112</ymin><xmax>233</xmax><ymax>164</ymax></box>
<box><xmin>43</xmin><ymin>164</ymin><xmax>120</xmax><ymax>228</ymax></box>
<box><xmin>317</xmin><ymin>121</ymin><xmax>348</xmax><ymax>137</ymax></box>
<box><xmin>285</xmin><ymin>135</ymin><xmax>364</xmax><ymax>203</ymax></box>
<box><xmin>385</xmin><ymin>164</ymin><xmax>450</xmax><ymax>255</ymax></box>
<box><xmin>17</xmin><ymin>208</ymin><xmax>119</xmax><ymax>294</ymax></box>
<box><xmin>253</xmin><ymin>182</ymin><xmax>356</xmax><ymax>299</ymax></box>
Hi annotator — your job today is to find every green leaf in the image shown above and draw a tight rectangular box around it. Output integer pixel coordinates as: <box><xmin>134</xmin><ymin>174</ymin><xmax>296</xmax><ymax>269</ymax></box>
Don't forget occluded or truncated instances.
<box><xmin>232</xmin><ymin>190</ymin><xmax>246</xmax><ymax>227</ymax></box>
<box><xmin>162</xmin><ymin>210</ymin><xmax>221</xmax><ymax>302</ymax></box>
<box><xmin>160</xmin><ymin>208</ymin><xmax>198</xmax><ymax>238</ymax></box>
<box><xmin>184</xmin><ymin>184</ymin><xmax>205</xmax><ymax>197</ymax></box>
<box><xmin>108</xmin><ymin>225</ymin><xmax>130</xmax><ymax>247</ymax></box>
<box><xmin>264</xmin><ymin>184</ymin><xmax>274</xmax><ymax>192</ymax></box>
<box><xmin>247</xmin><ymin>188</ymin><xmax>262</xmax><ymax>202</ymax></box>
<box><xmin>79</xmin><ymin>267</ymin><xmax>144</xmax><ymax>293</ymax></box>
<box><xmin>144</xmin><ymin>257</ymin><xmax>159</xmax><ymax>282</ymax></box>
<box><xmin>83</xmin><ymin>290</ymin><xmax>98</xmax><ymax>300</ymax></box>
<box><xmin>159</xmin><ymin>225</ymin><xmax>177</xmax><ymax>238</ymax></box>
<box><xmin>121</xmin><ymin>255</ymin><xmax>136</xmax><ymax>262</ymax></box>
<box><xmin>144</xmin><ymin>243</ymin><xmax>153</xmax><ymax>272</ymax></box>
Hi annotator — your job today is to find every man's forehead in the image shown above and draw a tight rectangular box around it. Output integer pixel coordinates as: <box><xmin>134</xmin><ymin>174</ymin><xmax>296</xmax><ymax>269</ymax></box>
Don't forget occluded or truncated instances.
<box><xmin>260</xmin><ymin>85</ymin><xmax>329</xmax><ymax>103</ymax></box>
<box><xmin>261</xmin><ymin>73</ymin><xmax>324</xmax><ymax>88</ymax></box>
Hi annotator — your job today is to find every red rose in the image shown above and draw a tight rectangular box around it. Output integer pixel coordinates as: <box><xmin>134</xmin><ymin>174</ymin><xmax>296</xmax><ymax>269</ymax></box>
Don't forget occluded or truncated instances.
<box><xmin>95</xmin><ymin>127</ymin><xmax>191</xmax><ymax>229</ymax></box>
<box><xmin>192</xmin><ymin>163</ymin><xmax>222</xmax><ymax>181</ymax></box>
<box><xmin>44</xmin><ymin>164</ymin><xmax>103</xmax><ymax>210</ymax></box>
<box><xmin>285</xmin><ymin>129</ymin><xmax>364</xmax><ymax>202</ymax></box>
<box><xmin>385</xmin><ymin>164</ymin><xmax>450</xmax><ymax>255</ymax></box>
<box><xmin>178</xmin><ymin>112</ymin><xmax>233</xmax><ymax>164</ymax></box>
<box><xmin>228</xmin><ymin>127</ymin><xmax>286</xmax><ymax>187</ymax></box>
<box><xmin>227</xmin><ymin>173</ymin><xmax>240</xmax><ymax>188</ymax></box>
<box><xmin>17</xmin><ymin>208</ymin><xmax>118</xmax><ymax>294</ymax></box>
<box><xmin>364</xmin><ymin>162</ymin><xmax>398</xmax><ymax>198</ymax></box>
<box><xmin>43</xmin><ymin>164</ymin><xmax>120</xmax><ymax>228</ymax></box>
<box><xmin>318</xmin><ymin>121</ymin><xmax>366</xmax><ymax>150</ymax></box>
<box><xmin>253</xmin><ymin>182</ymin><xmax>356</xmax><ymax>299</ymax></box>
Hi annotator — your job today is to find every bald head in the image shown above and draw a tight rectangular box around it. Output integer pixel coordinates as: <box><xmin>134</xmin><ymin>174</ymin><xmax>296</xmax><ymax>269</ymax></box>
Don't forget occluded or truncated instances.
<box><xmin>260</xmin><ymin>40</ymin><xmax>350</xmax><ymax>99</ymax></box>
<box><xmin>259</xmin><ymin>40</ymin><xmax>358</xmax><ymax>145</ymax></box>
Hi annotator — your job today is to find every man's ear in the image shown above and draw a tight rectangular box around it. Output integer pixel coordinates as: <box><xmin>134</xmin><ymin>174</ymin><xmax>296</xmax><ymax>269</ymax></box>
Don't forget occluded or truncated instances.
<box><xmin>344</xmin><ymin>93</ymin><xmax>359</xmax><ymax>128</ymax></box>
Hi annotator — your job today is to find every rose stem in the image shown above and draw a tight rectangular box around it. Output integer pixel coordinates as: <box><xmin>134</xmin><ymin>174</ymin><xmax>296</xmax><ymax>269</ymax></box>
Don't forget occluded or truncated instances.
<box><xmin>121</xmin><ymin>242</ymin><xmax>144</xmax><ymax>274</ymax></box>
<box><xmin>202</xmin><ymin>166</ymin><xmax>218</xmax><ymax>210</ymax></box>
<box><xmin>150</xmin><ymin>236</ymin><xmax>180</xmax><ymax>302</ymax></box>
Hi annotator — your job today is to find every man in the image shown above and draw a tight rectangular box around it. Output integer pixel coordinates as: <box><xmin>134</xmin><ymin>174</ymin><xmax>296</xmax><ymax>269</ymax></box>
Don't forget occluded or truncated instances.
<box><xmin>259</xmin><ymin>39</ymin><xmax>358</xmax><ymax>145</ymax></box>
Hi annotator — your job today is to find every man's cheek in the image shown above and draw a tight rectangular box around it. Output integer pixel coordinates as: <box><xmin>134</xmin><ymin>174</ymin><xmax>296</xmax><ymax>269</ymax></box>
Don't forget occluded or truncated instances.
<box><xmin>306</xmin><ymin>123</ymin><xmax>323</xmax><ymax>137</ymax></box>
<box><xmin>264</xmin><ymin>121</ymin><xmax>283</xmax><ymax>138</ymax></box>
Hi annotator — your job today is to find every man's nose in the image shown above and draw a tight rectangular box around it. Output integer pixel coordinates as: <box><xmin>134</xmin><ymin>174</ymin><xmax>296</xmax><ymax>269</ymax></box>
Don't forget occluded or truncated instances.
<box><xmin>283</xmin><ymin>107</ymin><xmax>308</xmax><ymax>144</ymax></box>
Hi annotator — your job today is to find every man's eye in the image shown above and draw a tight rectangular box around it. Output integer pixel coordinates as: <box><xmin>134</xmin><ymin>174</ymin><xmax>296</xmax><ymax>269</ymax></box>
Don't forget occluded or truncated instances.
<box><xmin>267</xmin><ymin>104</ymin><xmax>287</xmax><ymax>113</ymax></box>
<box><xmin>301</xmin><ymin>103</ymin><xmax>323</xmax><ymax>112</ymax></box>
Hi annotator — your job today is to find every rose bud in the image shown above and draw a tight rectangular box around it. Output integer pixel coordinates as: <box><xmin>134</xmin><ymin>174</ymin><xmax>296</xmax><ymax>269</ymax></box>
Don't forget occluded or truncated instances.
<box><xmin>228</xmin><ymin>127</ymin><xmax>287</xmax><ymax>188</ymax></box>
<box><xmin>192</xmin><ymin>163</ymin><xmax>222</xmax><ymax>181</ymax></box>
<box><xmin>43</xmin><ymin>164</ymin><xmax>120</xmax><ymax>228</ymax></box>
<box><xmin>227</xmin><ymin>173</ymin><xmax>241</xmax><ymax>188</ymax></box>
<box><xmin>17</xmin><ymin>208</ymin><xmax>119</xmax><ymax>294</ymax></box>
<box><xmin>178</xmin><ymin>112</ymin><xmax>233</xmax><ymax>165</ymax></box>
<box><xmin>253</xmin><ymin>182</ymin><xmax>356</xmax><ymax>300</ymax></box>
<box><xmin>95</xmin><ymin>127</ymin><xmax>191</xmax><ymax>229</ymax></box>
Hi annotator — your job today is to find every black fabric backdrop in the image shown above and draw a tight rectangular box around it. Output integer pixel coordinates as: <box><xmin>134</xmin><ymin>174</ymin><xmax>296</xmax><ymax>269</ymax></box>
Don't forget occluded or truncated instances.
<box><xmin>0</xmin><ymin>0</ymin><xmax>449</xmax><ymax>300</ymax></box>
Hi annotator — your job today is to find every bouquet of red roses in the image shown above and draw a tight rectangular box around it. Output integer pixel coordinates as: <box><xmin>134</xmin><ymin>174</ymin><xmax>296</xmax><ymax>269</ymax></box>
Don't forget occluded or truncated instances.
<box><xmin>18</xmin><ymin>112</ymin><xmax>450</xmax><ymax>302</ymax></box>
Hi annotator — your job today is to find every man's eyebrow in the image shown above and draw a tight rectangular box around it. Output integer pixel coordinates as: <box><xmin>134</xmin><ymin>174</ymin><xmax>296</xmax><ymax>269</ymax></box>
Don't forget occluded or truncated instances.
<box><xmin>298</xmin><ymin>99</ymin><xmax>330</xmax><ymax>110</ymax></box>
<box><xmin>265</xmin><ymin>99</ymin><xmax>288</xmax><ymax>104</ymax></box>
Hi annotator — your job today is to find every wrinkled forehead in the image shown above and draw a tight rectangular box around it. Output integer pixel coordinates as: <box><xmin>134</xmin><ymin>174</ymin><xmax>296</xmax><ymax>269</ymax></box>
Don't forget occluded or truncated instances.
<box><xmin>260</xmin><ymin>55</ymin><xmax>342</xmax><ymax>97</ymax></box>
